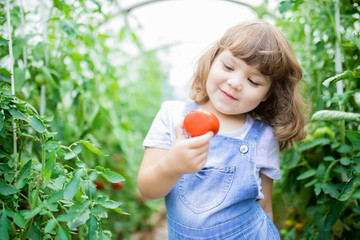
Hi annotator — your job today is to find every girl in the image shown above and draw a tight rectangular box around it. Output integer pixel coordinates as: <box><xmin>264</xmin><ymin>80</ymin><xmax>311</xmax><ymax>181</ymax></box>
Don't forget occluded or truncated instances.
<box><xmin>138</xmin><ymin>20</ymin><xmax>307</xmax><ymax>239</ymax></box>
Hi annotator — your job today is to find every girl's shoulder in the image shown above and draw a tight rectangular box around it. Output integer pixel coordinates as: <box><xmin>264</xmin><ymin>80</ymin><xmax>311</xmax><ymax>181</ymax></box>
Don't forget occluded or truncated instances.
<box><xmin>247</xmin><ymin>115</ymin><xmax>275</xmax><ymax>137</ymax></box>
<box><xmin>158</xmin><ymin>100</ymin><xmax>190</xmax><ymax>125</ymax></box>
<box><xmin>160</xmin><ymin>100</ymin><xmax>187</xmax><ymax>110</ymax></box>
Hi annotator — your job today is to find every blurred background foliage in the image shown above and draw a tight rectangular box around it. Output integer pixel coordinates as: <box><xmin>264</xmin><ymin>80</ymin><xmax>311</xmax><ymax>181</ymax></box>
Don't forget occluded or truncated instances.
<box><xmin>1</xmin><ymin>0</ymin><xmax>169</xmax><ymax>239</ymax></box>
<box><xmin>0</xmin><ymin>0</ymin><xmax>359</xmax><ymax>239</ymax></box>
<box><xmin>273</xmin><ymin>0</ymin><xmax>360</xmax><ymax>239</ymax></box>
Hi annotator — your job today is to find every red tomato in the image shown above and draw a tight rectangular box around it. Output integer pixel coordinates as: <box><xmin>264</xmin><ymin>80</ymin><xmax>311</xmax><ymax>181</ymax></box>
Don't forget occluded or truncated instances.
<box><xmin>94</xmin><ymin>180</ymin><xmax>104</xmax><ymax>190</ymax></box>
<box><xmin>183</xmin><ymin>110</ymin><xmax>220</xmax><ymax>137</ymax></box>
<box><xmin>111</xmin><ymin>182</ymin><xmax>124</xmax><ymax>190</ymax></box>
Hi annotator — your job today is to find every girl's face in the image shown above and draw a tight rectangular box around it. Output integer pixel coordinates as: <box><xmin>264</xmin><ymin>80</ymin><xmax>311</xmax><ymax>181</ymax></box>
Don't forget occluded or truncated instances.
<box><xmin>205</xmin><ymin>50</ymin><xmax>272</xmax><ymax>117</ymax></box>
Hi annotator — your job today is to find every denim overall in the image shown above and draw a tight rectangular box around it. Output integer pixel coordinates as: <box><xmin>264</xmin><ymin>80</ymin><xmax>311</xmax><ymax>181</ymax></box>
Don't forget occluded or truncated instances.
<box><xmin>164</xmin><ymin>103</ymin><xmax>280</xmax><ymax>240</ymax></box>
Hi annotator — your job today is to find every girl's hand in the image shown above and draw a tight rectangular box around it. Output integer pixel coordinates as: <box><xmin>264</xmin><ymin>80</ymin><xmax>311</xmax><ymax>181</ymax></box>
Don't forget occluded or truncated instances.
<box><xmin>138</xmin><ymin>122</ymin><xmax>213</xmax><ymax>199</ymax></box>
<box><xmin>163</xmin><ymin>122</ymin><xmax>213</xmax><ymax>174</ymax></box>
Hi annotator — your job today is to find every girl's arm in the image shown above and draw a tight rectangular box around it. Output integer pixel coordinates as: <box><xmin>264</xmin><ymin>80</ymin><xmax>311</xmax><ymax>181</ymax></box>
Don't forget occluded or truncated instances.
<box><xmin>258</xmin><ymin>173</ymin><xmax>274</xmax><ymax>221</ymax></box>
<box><xmin>137</xmin><ymin>124</ymin><xmax>213</xmax><ymax>199</ymax></box>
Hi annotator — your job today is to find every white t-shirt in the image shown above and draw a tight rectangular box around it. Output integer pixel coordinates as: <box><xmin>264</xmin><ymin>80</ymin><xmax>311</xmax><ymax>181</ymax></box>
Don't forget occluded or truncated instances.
<box><xmin>143</xmin><ymin>100</ymin><xmax>281</xmax><ymax>200</ymax></box>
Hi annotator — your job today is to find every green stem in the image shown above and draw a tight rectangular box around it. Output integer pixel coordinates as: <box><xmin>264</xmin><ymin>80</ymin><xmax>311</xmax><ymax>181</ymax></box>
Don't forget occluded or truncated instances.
<box><xmin>6</xmin><ymin>0</ymin><xmax>17</xmax><ymax>166</ymax></box>
<box><xmin>41</xmin><ymin>134</ymin><xmax>46</xmax><ymax>180</ymax></box>
<box><xmin>324</xmin><ymin>0</ymin><xmax>346</xmax><ymax>144</ymax></box>
<box><xmin>324</xmin><ymin>160</ymin><xmax>339</xmax><ymax>182</ymax></box>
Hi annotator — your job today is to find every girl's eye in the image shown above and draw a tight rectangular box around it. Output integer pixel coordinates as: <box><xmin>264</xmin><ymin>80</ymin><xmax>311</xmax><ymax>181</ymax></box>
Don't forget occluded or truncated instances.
<box><xmin>223</xmin><ymin>63</ymin><xmax>233</xmax><ymax>71</ymax></box>
<box><xmin>248</xmin><ymin>78</ymin><xmax>260</xmax><ymax>86</ymax></box>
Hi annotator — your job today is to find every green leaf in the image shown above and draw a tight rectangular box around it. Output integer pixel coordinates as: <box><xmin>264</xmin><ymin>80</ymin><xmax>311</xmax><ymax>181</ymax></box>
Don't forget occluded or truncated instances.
<box><xmin>101</xmin><ymin>169</ymin><xmax>125</xmax><ymax>183</ymax></box>
<box><xmin>57</xmin><ymin>226</ymin><xmax>70</xmax><ymax>240</ymax></box>
<box><xmin>316</xmin><ymin>164</ymin><xmax>326</xmax><ymax>179</ymax></box>
<box><xmin>44</xmin><ymin>218</ymin><xmax>57</xmax><ymax>233</ymax></box>
<box><xmin>9</xmin><ymin>108</ymin><xmax>28</xmax><ymax>121</ymax></box>
<box><xmin>279</xmin><ymin>0</ymin><xmax>294</xmax><ymax>13</ymax></box>
<box><xmin>42</xmin><ymin>169</ymin><xmax>52</xmax><ymax>187</ymax></box>
<box><xmin>296</xmin><ymin>169</ymin><xmax>316</xmax><ymax>180</ymax></box>
<box><xmin>73</xmin><ymin>145</ymin><xmax>82</xmax><ymax>154</ymax></box>
<box><xmin>337</xmin><ymin>145</ymin><xmax>352</xmax><ymax>154</ymax></box>
<box><xmin>0</xmin><ymin>68</ymin><xmax>11</xmax><ymax>83</ymax></box>
<box><xmin>29</xmin><ymin>116</ymin><xmax>45</xmax><ymax>133</ymax></box>
<box><xmin>96</xmin><ymin>197</ymin><xmax>121</xmax><ymax>209</ymax></box>
<box><xmin>304</xmin><ymin>179</ymin><xmax>318</xmax><ymax>188</ymax></box>
<box><xmin>13</xmin><ymin>212</ymin><xmax>26</xmax><ymax>228</ymax></box>
<box><xmin>45</xmin><ymin>150</ymin><xmax>56</xmax><ymax>171</ymax></box>
<box><xmin>0</xmin><ymin>37</ymin><xmax>8</xmax><ymax>46</ymax></box>
<box><xmin>314</xmin><ymin>182</ymin><xmax>322</xmax><ymax>196</ymax></box>
<box><xmin>57</xmin><ymin>212</ymin><xmax>78</xmax><ymax>222</ymax></box>
<box><xmin>113</xmin><ymin>208</ymin><xmax>130</xmax><ymax>215</ymax></box>
<box><xmin>14</xmin><ymin>67</ymin><xmax>25</xmax><ymax>90</ymax></box>
<box><xmin>324</xmin><ymin>201</ymin><xmax>345</xmax><ymax>230</ymax></box>
<box><xmin>95</xmin><ymin>166</ymin><xmax>104</xmax><ymax>172</ymax></box>
<box><xmin>27</xmin><ymin>223</ymin><xmax>40</xmax><ymax>240</ymax></box>
<box><xmin>311</xmin><ymin>110</ymin><xmax>360</xmax><ymax>122</ymax></box>
<box><xmin>20</xmin><ymin>217</ymin><xmax>33</xmax><ymax>240</ymax></box>
<box><xmin>60</xmin><ymin>20</ymin><xmax>77</xmax><ymax>38</ymax></box>
<box><xmin>353</xmin><ymin>34</ymin><xmax>360</xmax><ymax>51</ymax></box>
<box><xmin>80</xmin><ymin>141</ymin><xmax>108</xmax><ymax>157</ymax></box>
<box><xmin>0</xmin><ymin>111</ymin><xmax>4</xmax><ymax>130</ymax></box>
<box><xmin>0</xmin><ymin>179</ymin><xmax>20</xmax><ymax>195</ymax></box>
<box><xmin>297</xmin><ymin>138</ymin><xmax>331</xmax><ymax>151</ymax></box>
<box><xmin>64</xmin><ymin>151</ymin><xmax>76</xmax><ymax>160</ymax></box>
<box><xmin>15</xmin><ymin>160</ymin><xmax>32</xmax><ymax>189</ymax></box>
<box><xmin>322</xmin><ymin>70</ymin><xmax>353</xmax><ymax>87</ymax></box>
<box><xmin>75</xmin><ymin>160</ymin><xmax>86</xmax><ymax>168</ymax></box>
<box><xmin>44</xmin><ymin>141</ymin><xmax>60</xmax><ymax>151</ymax></box>
<box><xmin>0</xmin><ymin>211</ymin><xmax>11</xmax><ymax>240</ymax></box>
<box><xmin>346</xmin><ymin>130</ymin><xmax>360</xmax><ymax>150</ymax></box>
<box><xmin>98</xmin><ymin>231</ymin><xmax>112</xmax><ymax>240</ymax></box>
<box><xmin>0</xmin><ymin>164</ymin><xmax>14</xmax><ymax>173</ymax></box>
<box><xmin>340</xmin><ymin>157</ymin><xmax>351</xmax><ymax>166</ymax></box>
<box><xmin>86</xmin><ymin>214</ymin><xmax>97</xmax><ymax>240</ymax></box>
<box><xmin>24</xmin><ymin>203</ymin><xmax>44</xmax><ymax>220</ymax></box>
<box><xmin>40</xmin><ymin>66</ymin><xmax>59</xmax><ymax>88</ymax></box>
<box><xmin>338</xmin><ymin>177</ymin><xmax>359</xmax><ymax>201</ymax></box>
<box><xmin>68</xmin><ymin>210</ymin><xmax>90</xmax><ymax>230</ymax></box>
<box><xmin>322</xmin><ymin>182</ymin><xmax>339</xmax><ymax>198</ymax></box>
<box><xmin>89</xmin><ymin>171</ymin><xmax>98</xmax><ymax>181</ymax></box>
<box><xmin>64</xmin><ymin>169</ymin><xmax>84</xmax><ymax>200</ymax></box>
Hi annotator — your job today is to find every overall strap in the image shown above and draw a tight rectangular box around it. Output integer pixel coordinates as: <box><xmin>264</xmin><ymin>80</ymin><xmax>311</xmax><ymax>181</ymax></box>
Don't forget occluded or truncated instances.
<box><xmin>244</xmin><ymin>119</ymin><xmax>267</xmax><ymax>143</ymax></box>
<box><xmin>183</xmin><ymin>102</ymin><xmax>199</xmax><ymax>116</ymax></box>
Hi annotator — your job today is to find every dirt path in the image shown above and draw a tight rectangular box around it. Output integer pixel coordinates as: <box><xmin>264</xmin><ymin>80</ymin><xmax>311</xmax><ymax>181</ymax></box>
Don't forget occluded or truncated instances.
<box><xmin>130</xmin><ymin>206</ymin><xmax>168</xmax><ymax>240</ymax></box>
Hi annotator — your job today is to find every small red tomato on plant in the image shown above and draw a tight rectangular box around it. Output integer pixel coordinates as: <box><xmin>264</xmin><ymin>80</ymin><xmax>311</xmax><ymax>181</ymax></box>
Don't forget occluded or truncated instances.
<box><xmin>94</xmin><ymin>180</ymin><xmax>104</xmax><ymax>190</ymax></box>
<box><xmin>111</xmin><ymin>182</ymin><xmax>124</xmax><ymax>190</ymax></box>
<box><xmin>183</xmin><ymin>110</ymin><xmax>220</xmax><ymax>137</ymax></box>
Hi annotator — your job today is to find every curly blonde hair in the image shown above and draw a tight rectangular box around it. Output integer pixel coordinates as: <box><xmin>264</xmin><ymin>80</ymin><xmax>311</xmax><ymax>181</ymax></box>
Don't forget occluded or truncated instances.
<box><xmin>190</xmin><ymin>20</ymin><xmax>307</xmax><ymax>151</ymax></box>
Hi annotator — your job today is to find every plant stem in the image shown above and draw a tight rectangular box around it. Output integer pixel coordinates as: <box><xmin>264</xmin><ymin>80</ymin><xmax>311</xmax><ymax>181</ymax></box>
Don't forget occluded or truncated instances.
<box><xmin>5</xmin><ymin>0</ymin><xmax>14</xmax><ymax>95</ymax></box>
<box><xmin>19</xmin><ymin>0</ymin><xmax>27</xmax><ymax>69</ymax></box>
<box><xmin>40</xmin><ymin>0</ymin><xmax>48</xmax><ymax>116</ymax></box>
<box><xmin>334</xmin><ymin>0</ymin><xmax>346</xmax><ymax>145</ymax></box>
<box><xmin>326</xmin><ymin>0</ymin><xmax>346</xmax><ymax>144</ymax></box>
<box><xmin>6</xmin><ymin>0</ymin><xmax>17</xmax><ymax>164</ymax></box>
<box><xmin>41</xmin><ymin>134</ymin><xmax>46</xmax><ymax>180</ymax></box>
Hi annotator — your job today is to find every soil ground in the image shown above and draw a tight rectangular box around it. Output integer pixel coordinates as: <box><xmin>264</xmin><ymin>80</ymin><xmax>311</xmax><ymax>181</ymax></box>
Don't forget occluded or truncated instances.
<box><xmin>130</xmin><ymin>206</ymin><xmax>168</xmax><ymax>240</ymax></box>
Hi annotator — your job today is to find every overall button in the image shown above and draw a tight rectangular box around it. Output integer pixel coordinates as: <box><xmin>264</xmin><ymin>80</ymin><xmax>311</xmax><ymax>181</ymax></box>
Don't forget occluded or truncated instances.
<box><xmin>239</xmin><ymin>145</ymin><xmax>248</xmax><ymax>154</ymax></box>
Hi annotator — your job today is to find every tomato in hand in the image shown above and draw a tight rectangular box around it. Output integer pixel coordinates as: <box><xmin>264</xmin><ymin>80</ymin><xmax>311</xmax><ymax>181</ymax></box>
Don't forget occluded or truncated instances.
<box><xmin>183</xmin><ymin>110</ymin><xmax>220</xmax><ymax>137</ymax></box>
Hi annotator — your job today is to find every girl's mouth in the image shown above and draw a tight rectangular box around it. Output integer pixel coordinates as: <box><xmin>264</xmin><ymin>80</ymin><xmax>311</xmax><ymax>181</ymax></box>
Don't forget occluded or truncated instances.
<box><xmin>220</xmin><ymin>89</ymin><xmax>238</xmax><ymax>100</ymax></box>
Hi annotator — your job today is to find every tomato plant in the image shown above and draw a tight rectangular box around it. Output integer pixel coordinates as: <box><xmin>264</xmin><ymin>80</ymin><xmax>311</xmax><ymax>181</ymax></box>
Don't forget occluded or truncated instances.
<box><xmin>0</xmin><ymin>0</ymin><xmax>168</xmax><ymax>239</ymax></box>
<box><xmin>272</xmin><ymin>0</ymin><xmax>360</xmax><ymax>239</ymax></box>
<box><xmin>0</xmin><ymin>86</ymin><xmax>127</xmax><ymax>239</ymax></box>
<box><xmin>184</xmin><ymin>110</ymin><xmax>220</xmax><ymax>137</ymax></box>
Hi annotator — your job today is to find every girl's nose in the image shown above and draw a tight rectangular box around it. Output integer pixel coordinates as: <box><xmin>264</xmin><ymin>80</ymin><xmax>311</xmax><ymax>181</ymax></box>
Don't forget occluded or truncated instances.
<box><xmin>227</xmin><ymin>78</ymin><xmax>242</xmax><ymax>91</ymax></box>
